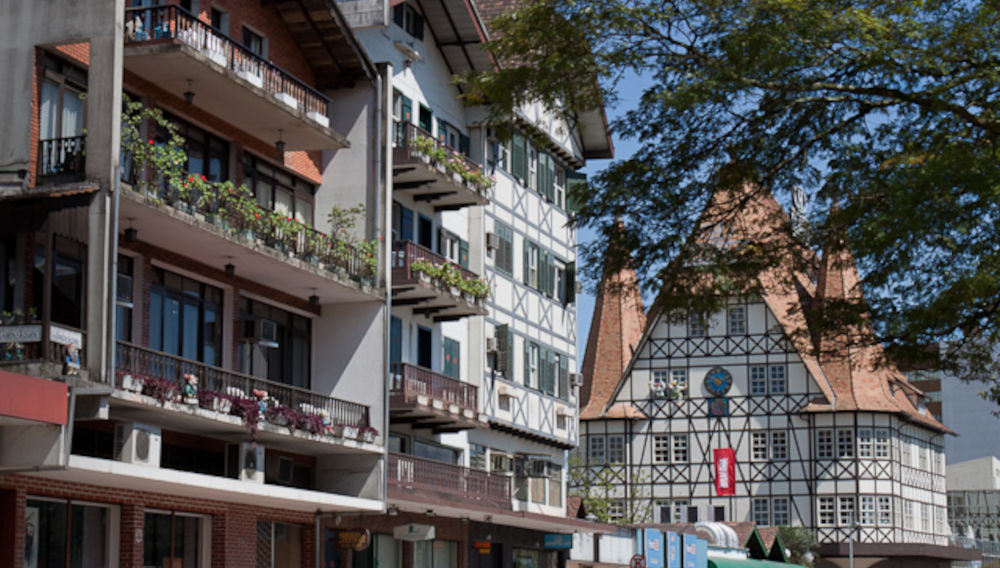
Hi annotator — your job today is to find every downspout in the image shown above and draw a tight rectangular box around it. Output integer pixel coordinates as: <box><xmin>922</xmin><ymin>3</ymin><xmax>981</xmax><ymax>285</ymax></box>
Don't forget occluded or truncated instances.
<box><xmin>378</xmin><ymin>61</ymin><xmax>393</xmax><ymax>510</ymax></box>
<box><xmin>107</xmin><ymin>165</ymin><xmax>121</xmax><ymax>386</ymax></box>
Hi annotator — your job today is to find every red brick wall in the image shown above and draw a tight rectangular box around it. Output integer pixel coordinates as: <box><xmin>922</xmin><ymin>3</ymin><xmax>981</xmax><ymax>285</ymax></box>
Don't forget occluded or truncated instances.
<box><xmin>0</xmin><ymin>474</ymin><xmax>320</xmax><ymax>568</ymax></box>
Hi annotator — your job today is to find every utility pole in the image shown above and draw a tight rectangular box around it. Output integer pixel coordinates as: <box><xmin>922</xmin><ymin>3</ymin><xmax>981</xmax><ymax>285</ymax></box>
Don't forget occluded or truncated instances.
<box><xmin>848</xmin><ymin>511</ymin><xmax>859</xmax><ymax>568</ymax></box>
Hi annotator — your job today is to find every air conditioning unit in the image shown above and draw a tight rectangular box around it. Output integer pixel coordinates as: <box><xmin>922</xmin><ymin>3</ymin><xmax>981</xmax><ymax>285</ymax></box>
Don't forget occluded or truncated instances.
<box><xmin>491</xmin><ymin>453</ymin><xmax>513</xmax><ymax>475</ymax></box>
<box><xmin>243</xmin><ymin>319</ymin><xmax>279</xmax><ymax>348</ymax></box>
<box><xmin>485</xmin><ymin>232</ymin><xmax>499</xmax><ymax>251</ymax></box>
<box><xmin>226</xmin><ymin>442</ymin><xmax>265</xmax><ymax>483</ymax></box>
<box><xmin>486</xmin><ymin>337</ymin><xmax>497</xmax><ymax>353</ymax></box>
<box><xmin>529</xmin><ymin>460</ymin><xmax>551</xmax><ymax>478</ymax></box>
<box><xmin>569</xmin><ymin>372</ymin><xmax>583</xmax><ymax>388</ymax></box>
<box><xmin>113</xmin><ymin>422</ymin><xmax>161</xmax><ymax>467</ymax></box>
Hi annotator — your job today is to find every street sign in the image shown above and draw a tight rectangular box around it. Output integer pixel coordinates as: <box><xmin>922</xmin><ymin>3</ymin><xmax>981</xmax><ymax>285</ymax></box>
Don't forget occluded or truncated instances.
<box><xmin>543</xmin><ymin>533</ymin><xmax>573</xmax><ymax>549</ymax></box>
<box><xmin>630</xmin><ymin>553</ymin><xmax>646</xmax><ymax>568</ymax></box>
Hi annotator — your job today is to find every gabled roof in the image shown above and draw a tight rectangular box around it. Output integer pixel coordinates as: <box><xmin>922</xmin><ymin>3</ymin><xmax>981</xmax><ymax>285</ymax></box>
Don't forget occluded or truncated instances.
<box><xmin>412</xmin><ymin>0</ymin><xmax>495</xmax><ymax>79</ymax></box>
<box><xmin>271</xmin><ymin>0</ymin><xmax>376</xmax><ymax>87</ymax></box>
<box><xmin>584</xmin><ymin>184</ymin><xmax>952</xmax><ymax>433</ymax></box>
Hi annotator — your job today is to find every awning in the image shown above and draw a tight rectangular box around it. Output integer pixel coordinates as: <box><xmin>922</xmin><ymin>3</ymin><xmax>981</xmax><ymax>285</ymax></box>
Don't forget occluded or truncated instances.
<box><xmin>708</xmin><ymin>558</ymin><xmax>807</xmax><ymax>568</ymax></box>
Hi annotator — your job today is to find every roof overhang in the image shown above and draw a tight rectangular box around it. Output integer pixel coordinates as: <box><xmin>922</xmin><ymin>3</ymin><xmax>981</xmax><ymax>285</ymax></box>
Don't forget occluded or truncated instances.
<box><xmin>266</xmin><ymin>0</ymin><xmax>377</xmax><ymax>88</ymax></box>
<box><xmin>579</xmin><ymin>105</ymin><xmax>614</xmax><ymax>160</ymax></box>
<box><xmin>414</xmin><ymin>0</ymin><xmax>494</xmax><ymax>83</ymax></box>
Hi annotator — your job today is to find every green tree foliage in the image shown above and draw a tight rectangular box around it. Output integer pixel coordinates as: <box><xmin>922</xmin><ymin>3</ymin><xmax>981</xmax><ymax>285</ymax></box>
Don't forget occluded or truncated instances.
<box><xmin>777</xmin><ymin>525</ymin><xmax>818</xmax><ymax>567</ymax></box>
<box><xmin>568</xmin><ymin>455</ymin><xmax>650</xmax><ymax>524</ymax></box>
<box><xmin>464</xmin><ymin>1</ymin><xmax>1000</xmax><ymax>383</ymax></box>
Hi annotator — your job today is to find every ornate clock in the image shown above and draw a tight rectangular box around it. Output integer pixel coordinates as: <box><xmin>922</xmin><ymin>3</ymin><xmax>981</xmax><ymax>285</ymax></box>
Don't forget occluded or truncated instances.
<box><xmin>704</xmin><ymin>366</ymin><xmax>733</xmax><ymax>396</ymax></box>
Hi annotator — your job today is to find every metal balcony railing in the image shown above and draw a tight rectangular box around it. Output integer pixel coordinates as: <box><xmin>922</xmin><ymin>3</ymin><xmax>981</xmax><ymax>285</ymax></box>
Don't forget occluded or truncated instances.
<box><xmin>390</xmin><ymin>362</ymin><xmax>478</xmax><ymax>414</ymax></box>
<box><xmin>37</xmin><ymin>135</ymin><xmax>86</xmax><ymax>179</ymax></box>
<box><xmin>392</xmin><ymin>121</ymin><xmax>490</xmax><ymax>197</ymax></box>
<box><xmin>387</xmin><ymin>452</ymin><xmax>512</xmax><ymax>510</ymax></box>
<box><xmin>115</xmin><ymin>341</ymin><xmax>369</xmax><ymax>428</ymax></box>
<box><xmin>391</xmin><ymin>240</ymin><xmax>478</xmax><ymax>287</ymax></box>
<box><xmin>124</xmin><ymin>4</ymin><xmax>330</xmax><ymax>119</ymax></box>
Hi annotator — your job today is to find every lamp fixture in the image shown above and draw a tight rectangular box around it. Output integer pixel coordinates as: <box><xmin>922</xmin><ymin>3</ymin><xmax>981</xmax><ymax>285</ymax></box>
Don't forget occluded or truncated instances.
<box><xmin>387</xmin><ymin>505</ymin><xmax>399</xmax><ymax>516</ymax></box>
<box><xmin>183</xmin><ymin>79</ymin><xmax>195</xmax><ymax>105</ymax></box>
<box><xmin>309</xmin><ymin>290</ymin><xmax>319</xmax><ymax>306</ymax></box>
<box><xmin>425</xmin><ymin>509</ymin><xmax>435</xmax><ymax>517</ymax></box>
<box><xmin>275</xmin><ymin>129</ymin><xmax>285</xmax><ymax>153</ymax></box>
<box><xmin>124</xmin><ymin>228</ymin><xmax>138</xmax><ymax>243</ymax></box>
<box><xmin>459</xmin><ymin>515</ymin><xmax>469</xmax><ymax>524</ymax></box>
<box><xmin>225</xmin><ymin>262</ymin><xmax>235</xmax><ymax>277</ymax></box>
<box><xmin>333</xmin><ymin>514</ymin><xmax>342</xmax><ymax>526</ymax></box>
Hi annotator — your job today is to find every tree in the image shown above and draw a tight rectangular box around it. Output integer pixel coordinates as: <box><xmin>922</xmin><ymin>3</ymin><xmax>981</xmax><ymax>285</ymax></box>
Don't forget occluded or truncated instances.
<box><xmin>568</xmin><ymin>455</ymin><xmax>651</xmax><ymax>524</ymax></box>
<box><xmin>463</xmin><ymin>0</ymin><xmax>1000</xmax><ymax>383</ymax></box>
<box><xmin>778</xmin><ymin>525</ymin><xmax>819</xmax><ymax>567</ymax></box>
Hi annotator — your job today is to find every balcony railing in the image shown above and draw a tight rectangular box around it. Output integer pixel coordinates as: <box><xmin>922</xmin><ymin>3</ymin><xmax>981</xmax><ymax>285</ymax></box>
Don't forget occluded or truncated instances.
<box><xmin>115</xmin><ymin>341</ymin><xmax>369</xmax><ymax>428</ymax></box>
<box><xmin>392</xmin><ymin>122</ymin><xmax>492</xmax><ymax>202</ymax></box>
<box><xmin>391</xmin><ymin>240</ymin><xmax>478</xmax><ymax>287</ymax></box>
<box><xmin>124</xmin><ymin>4</ymin><xmax>329</xmax><ymax>119</ymax></box>
<box><xmin>388</xmin><ymin>452</ymin><xmax>512</xmax><ymax>510</ymax></box>
<box><xmin>37</xmin><ymin>135</ymin><xmax>86</xmax><ymax>179</ymax></box>
<box><xmin>390</xmin><ymin>362</ymin><xmax>478</xmax><ymax>413</ymax></box>
<box><xmin>0</xmin><ymin>323</ymin><xmax>85</xmax><ymax>369</ymax></box>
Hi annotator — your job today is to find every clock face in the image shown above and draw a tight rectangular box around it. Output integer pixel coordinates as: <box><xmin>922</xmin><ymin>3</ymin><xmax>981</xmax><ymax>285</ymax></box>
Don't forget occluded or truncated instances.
<box><xmin>704</xmin><ymin>366</ymin><xmax>733</xmax><ymax>396</ymax></box>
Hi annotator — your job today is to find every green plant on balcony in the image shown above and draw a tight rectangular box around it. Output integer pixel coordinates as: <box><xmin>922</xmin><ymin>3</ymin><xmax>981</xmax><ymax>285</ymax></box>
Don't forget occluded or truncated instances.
<box><xmin>410</xmin><ymin>259</ymin><xmax>491</xmax><ymax>300</ymax></box>
<box><xmin>408</xmin><ymin>134</ymin><xmax>495</xmax><ymax>193</ymax></box>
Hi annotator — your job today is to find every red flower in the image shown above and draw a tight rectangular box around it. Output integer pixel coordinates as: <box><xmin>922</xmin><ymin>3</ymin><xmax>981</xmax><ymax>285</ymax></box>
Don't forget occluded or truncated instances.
<box><xmin>228</xmin><ymin>188</ymin><xmax>232</xmax><ymax>194</ymax></box>
<box><xmin>148</xmin><ymin>139</ymin><xmax>155</xmax><ymax>145</ymax></box>
<box><xmin>201</xmin><ymin>175</ymin><xmax>206</xmax><ymax>181</ymax></box>
<box><xmin>188</xmin><ymin>176</ymin><xmax>194</xmax><ymax>182</ymax></box>
<box><xmin>254</xmin><ymin>213</ymin><xmax>260</xmax><ymax>219</ymax></box>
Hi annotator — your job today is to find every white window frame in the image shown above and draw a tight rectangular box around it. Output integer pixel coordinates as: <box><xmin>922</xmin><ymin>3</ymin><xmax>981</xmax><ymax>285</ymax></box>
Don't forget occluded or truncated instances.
<box><xmin>817</xmin><ymin>429</ymin><xmax>834</xmax><ymax>459</ymax></box>
<box><xmin>752</xmin><ymin>432</ymin><xmax>768</xmax><ymax>461</ymax></box>
<box><xmin>772</xmin><ymin>497</ymin><xmax>790</xmax><ymax>526</ymax></box>
<box><xmin>752</xmin><ymin>498</ymin><xmax>769</xmax><ymax>526</ymax></box>
<box><xmin>608</xmin><ymin>435</ymin><xmax>625</xmax><ymax>464</ymax></box>
<box><xmin>653</xmin><ymin>435</ymin><xmax>670</xmax><ymax>464</ymax></box>
<box><xmin>607</xmin><ymin>501</ymin><xmax>624</xmax><ymax>523</ymax></box>
<box><xmin>837</xmin><ymin>428</ymin><xmax>855</xmax><ymax>459</ymax></box>
<box><xmin>858</xmin><ymin>428</ymin><xmax>873</xmax><ymax>458</ymax></box>
<box><xmin>875</xmin><ymin>428</ymin><xmax>890</xmax><ymax>459</ymax></box>
<box><xmin>727</xmin><ymin>305</ymin><xmax>746</xmax><ymax>335</ymax></box>
<box><xmin>688</xmin><ymin>313</ymin><xmax>706</xmax><ymax>337</ymax></box>
<box><xmin>771</xmin><ymin>430</ymin><xmax>788</xmax><ymax>461</ymax></box>
<box><xmin>672</xmin><ymin>434</ymin><xmax>688</xmax><ymax>463</ymax></box>
<box><xmin>750</xmin><ymin>365</ymin><xmax>767</xmax><ymax>394</ymax></box>
<box><xmin>769</xmin><ymin>365</ymin><xmax>786</xmax><ymax>394</ymax></box>
<box><xmin>839</xmin><ymin>496</ymin><xmax>856</xmax><ymax>526</ymax></box>
<box><xmin>878</xmin><ymin>496</ymin><xmax>892</xmax><ymax>526</ymax></box>
<box><xmin>588</xmin><ymin>436</ymin><xmax>605</xmax><ymax>464</ymax></box>
<box><xmin>671</xmin><ymin>369</ymin><xmax>688</xmax><ymax>393</ymax></box>
<box><xmin>860</xmin><ymin>495</ymin><xmax>876</xmax><ymax>526</ymax></box>
<box><xmin>818</xmin><ymin>497</ymin><xmax>835</xmax><ymax>526</ymax></box>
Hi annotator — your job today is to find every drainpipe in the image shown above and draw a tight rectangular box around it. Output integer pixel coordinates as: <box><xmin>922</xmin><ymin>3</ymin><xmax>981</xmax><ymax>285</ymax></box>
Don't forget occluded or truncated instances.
<box><xmin>107</xmin><ymin>164</ymin><xmax>121</xmax><ymax>386</ymax></box>
<box><xmin>378</xmin><ymin>61</ymin><xmax>393</xmax><ymax>509</ymax></box>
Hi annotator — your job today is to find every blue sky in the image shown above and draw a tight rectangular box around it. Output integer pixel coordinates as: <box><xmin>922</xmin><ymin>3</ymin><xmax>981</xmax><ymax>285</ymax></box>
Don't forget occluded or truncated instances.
<box><xmin>575</xmin><ymin>72</ymin><xmax>650</xmax><ymax>360</ymax></box>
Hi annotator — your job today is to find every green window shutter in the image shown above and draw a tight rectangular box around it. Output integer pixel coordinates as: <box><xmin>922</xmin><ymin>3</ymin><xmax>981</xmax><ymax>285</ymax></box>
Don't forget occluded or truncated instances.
<box><xmin>401</xmin><ymin>95</ymin><xmax>412</xmax><ymax>122</ymax></box>
<box><xmin>566</xmin><ymin>171</ymin><xmax>587</xmax><ymax>213</ymax></box>
<box><xmin>523</xmin><ymin>338</ymin><xmax>531</xmax><ymax>387</ymax></box>
<box><xmin>437</xmin><ymin>118</ymin><xmax>448</xmax><ymax>144</ymax></box>
<box><xmin>545</xmin><ymin>348</ymin><xmax>557</xmax><ymax>395</ymax></box>
<box><xmin>541</xmin><ymin>153</ymin><xmax>555</xmax><ymax>202</ymax></box>
<box><xmin>539</xmin><ymin>249</ymin><xmax>549</xmax><ymax>296</ymax></box>
<box><xmin>565</xmin><ymin>260</ymin><xmax>576</xmax><ymax>304</ymax></box>
<box><xmin>523</xmin><ymin>238</ymin><xmax>531</xmax><ymax>286</ymax></box>
<box><xmin>495</xmin><ymin>324</ymin><xmax>508</xmax><ymax>376</ymax></box>
<box><xmin>443</xmin><ymin>337</ymin><xmax>460</xmax><ymax>379</ymax></box>
<box><xmin>459</xmin><ymin>239</ymin><xmax>469</xmax><ymax>268</ymax></box>
<box><xmin>536</xmin><ymin>151</ymin><xmax>546</xmax><ymax>196</ymax></box>
<box><xmin>418</xmin><ymin>105</ymin><xmax>433</xmax><ymax>132</ymax></box>
<box><xmin>506</xmin><ymin>327</ymin><xmax>514</xmax><ymax>379</ymax></box>
<box><xmin>558</xmin><ymin>353</ymin><xmax>569</xmax><ymax>400</ymax></box>
<box><xmin>512</xmin><ymin>133</ymin><xmax>526</xmax><ymax>181</ymax></box>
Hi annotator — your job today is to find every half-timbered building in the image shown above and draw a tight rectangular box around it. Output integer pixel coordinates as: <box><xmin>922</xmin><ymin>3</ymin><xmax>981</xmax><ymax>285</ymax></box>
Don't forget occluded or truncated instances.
<box><xmin>576</xmin><ymin>188</ymin><xmax>974</xmax><ymax>567</ymax></box>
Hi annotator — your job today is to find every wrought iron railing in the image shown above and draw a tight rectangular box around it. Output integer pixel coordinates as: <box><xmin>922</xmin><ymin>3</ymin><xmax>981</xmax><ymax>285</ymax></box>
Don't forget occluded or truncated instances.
<box><xmin>124</xmin><ymin>4</ymin><xmax>330</xmax><ymax>119</ymax></box>
<box><xmin>391</xmin><ymin>240</ymin><xmax>479</xmax><ymax>286</ymax></box>
<box><xmin>387</xmin><ymin>452</ymin><xmax>512</xmax><ymax>510</ymax></box>
<box><xmin>115</xmin><ymin>341</ymin><xmax>369</xmax><ymax>428</ymax></box>
<box><xmin>390</xmin><ymin>362</ymin><xmax>478</xmax><ymax>413</ymax></box>
<box><xmin>38</xmin><ymin>135</ymin><xmax>86</xmax><ymax>178</ymax></box>
<box><xmin>392</xmin><ymin>122</ymin><xmax>490</xmax><ymax>197</ymax></box>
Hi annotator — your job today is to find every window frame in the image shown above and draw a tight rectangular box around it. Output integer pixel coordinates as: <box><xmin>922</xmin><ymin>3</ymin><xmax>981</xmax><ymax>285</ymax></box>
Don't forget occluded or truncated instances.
<box><xmin>588</xmin><ymin>436</ymin><xmax>606</xmax><ymax>464</ymax></box>
<box><xmin>727</xmin><ymin>305</ymin><xmax>746</xmax><ymax>335</ymax></box>
<box><xmin>752</xmin><ymin>498</ymin><xmax>769</xmax><ymax>526</ymax></box>
<box><xmin>769</xmin><ymin>365</ymin><xmax>787</xmax><ymax>394</ymax></box>
<box><xmin>771</xmin><ymin>430</ymin><xmax>788</xmax><ymax>461</ymax></box>
<box><xmin>817</xmin><ymin>429</ymin><xmax>834</xmax><ymax>459</ymax></box>
<box><xmin>752</xmin><ymin>432</ymin><xmax>768</xmax><ymax>461</ymax></box>
<box><xmin>750</xmin><ymin>365</ymin><xmax>767</xmax><ymax>395</ymax></box>
<box><xmin>653</xmin><ymin>434</ymin><xmax>670</xmax><ymax>464</ymax></box>
<box><xmin>671</xmin><ymin>434</ymin><xmax>688</xmax><ymax>463</ymax></box>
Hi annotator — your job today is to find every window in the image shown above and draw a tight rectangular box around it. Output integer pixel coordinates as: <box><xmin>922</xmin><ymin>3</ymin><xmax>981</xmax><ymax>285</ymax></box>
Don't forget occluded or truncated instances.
<box><xmin>492</xmin><ymin>324</ymin><xmax>513</xmax><ymax>379</ymax></box>
<box><xmin>548</xmin><ymin>463</ymin><xmax>562</xmax><ymax>506</ymax></box>
<box><xmin>839</xmin><ymin>497</ymin><xmax>856</xmax><ymax>526</ymax></box>
<box><xmin>608</xmin><ymin>435</ymin><xmax>625</xmax><ymax>463</ymax></box>
<box><xmin>554</xmin><ymin>166</ymin><xmax>566</xmax><ymax>208</ymax></box>
<box><xmin>671</xmin><ymin>369</ymin><xmax>688</xmax><ymax>394</ymax></box>
<box><xmin>672</xmin><ymin>434</ymin><xmax>688</xmax><ymax>463</ymax></box>
<box><xmin>210</xmin><ymin>7</ymin><xmax>228</xmax><ymax>34</ymax></box>
<box><xmin>860</xmin><ymin>496</ymin><xmax>875</xmax><ymax>525</ymax></box>
<box><xmin>238</xmin><ymin>298</ymin><xmax>311</xmax><ymax>389</ymax></box>
<box><xmin>469</xmin><ymin>444</ymin><xmax>487</xmax><ymax>470</ymax></box>
<box><xmin>771</xmin><ymin>431</ymin><xmax>788</xmax><ymax>461</ymax></box>
<box><xmin>442</xmin><ymin>336</ymin><xmax>460</xmax><ymax>379</ymax></box>
<box><xmin>145</xmin><ymin>510</ymin><xmax>205</xmax><ymax>568</ymax></box>
<box><xmin>527</xmin><ymin>144</ymin><xmax>538</xmax><ymax>191</ymax></box>
<box><xmin>149</xmin><ymin>267</ymin><xmax>223</xmax><ymax>366</ymax></box>
<box><xmin>488</xmin><ymin>130</ymin><xmax>510</xmax><ymax>172</ymax></box>
<box><xmin>25</xmin><ymin>498</ymin><xmax>114</xmax><ymax>568</ymax></box>
<box><xmin>752</xmin><ymin>498</ymin><xmax>769</xmax><ymax>526</ymax></box>
<box><xmin>919</xmin><ymin>442</ymin><xmax>929</xmax><ymax>470</ymax></box>
<box><xmin>817</xmin><ymin>429</ymin><xmax>834</xmax><ymax>459</ymax></box>
<box><xmin>588</xmin><ymin>436</ymin><xmax>605</xmax><ymax>464</ymax></box>
<box><xmin>838</xmin><ymin>428</ymin><xmax>855</xmax><ymax>458</ymax></box>
<box><xmin>650</xmin><ymin>370</ymin><xmax>669</xmax><ymax>396</ymax></box>
<box><xmin>769</xmin><ymin>365</ymin><xmax>786</xmax><ymax>394</ymax></box>
<box><xmin>653</xmin><ymin>435</ymin><xmax>670</xmax><ymax>463</ymax></box>
<box><xmin>921</xmin><ymin>503</ymin><xmax>931</xmax><ymax>532</ymax></box>
<box><xmin>818</xmin><ymin>497</ymin><xmax>835</xmax><ymax>526</ymax></box>
<box><xmin>878</xmin><ymin>496</ymin><xmax>892</xmax><ymax>526</ymax></box>
<box><xmin>116</xmin><ymin>255</ymin><xmax>134</xmax><ymax>342</ymax></box>
<box><xmin>244</xmin><ymin>155</ymin><xmax>316</xmax><ymax>226</ymax></box>
<box><xmin>607</xmin><ymin>501</ymin><xmax>625</xmax><ymax>523</ymax></box>
<box><xmin>524</xmin><ymin>341</ymin><xmax>539</xmax><ymax>388</ymax></box>
<box><xmin>414</xmin><ymin>540</ymin><xmax>458</xmax><ymax>568</ymax></box>
<box><xmin>727</xmin><ymin>305</ymin><xmax>746</xmax><ymax>335</ymax></box>
<box><xmin>689</xmin><ymin>313</ymin><xmax>706</xmax><ymax>337</ymax></box>
<box><xmin>392</xmin><ymin>2</ymin><xmax>424</xmax><ymax>40</ymax></box>
<box><xmin>773</xmin><ymin>497</ymin><xmax>790</xmax><ymax>526</ymax></box>
<box><xmin>493</xmin><ymin>222</ymin><xmax>514</xmax><ymax>275</ymax></box>
<box><xmin>242</xmin><ymin>26</ymin><xmax>266</xmax><ymax>58</ymax></box>
<box><xmin>752</xmin><ymin>432</ymin><xmax>768</xmax><ymax>461</ymax></box>
<box><xmin>858</xmin><ymin>428</ymin><xmax>873</xmax><ymax>458</ymax></box>
<box><xmin>901</xmin><ymin>439</ymin><xmax>912</xmax><ymax>466</ymax></box>
<box><xmin>157</xmin><ymin>113</ymin><xmax>230</xmax><ymax>182</ymax></box>
<box><xmin>438</xmin><ymin>229</ymin><xmax>469</xmax><ymax>268</ymax></box>
<box><xmin>511</xmin><ymin>132</ymin><xmax>526</xmax><ymax>181</ymax></box>
<box><xmin>750</xmin><ymin>366</ymin><xmax>767</xmax><ymax>394</ymax></box>
<box><xmin>39</xmin><ymin>54</ymin><xmax>87</xmax><ymax>177</ymax></box>
<box><xmin>257</xmin><ymin>521</ymin><xmax>303</xmax><ymax>568</ymax></box>
<box><xmin>418</xmin><ymin>104</ymin><xmax>433</xmax><ymax>133</ymax></box>
<box><xmin>523</xmin><ymin>240</ymin><xmax>539</xmax><ymax>289</ymax></box>
<box><xmin>903</xmin><ymin>501</ymin><xmax>914</xmax><ymax>529</ymax></box>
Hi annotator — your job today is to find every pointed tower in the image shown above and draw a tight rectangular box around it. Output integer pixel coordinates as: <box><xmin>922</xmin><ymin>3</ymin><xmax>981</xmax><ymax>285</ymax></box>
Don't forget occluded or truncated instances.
<box><xmin>579</xmin><ymin>225</ymin><xmax>646</xmax><ymax>419</ymax></box>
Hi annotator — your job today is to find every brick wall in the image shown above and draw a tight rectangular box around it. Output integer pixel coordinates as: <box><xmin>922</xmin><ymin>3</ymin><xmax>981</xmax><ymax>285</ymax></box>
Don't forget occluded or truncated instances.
<box><xmin>0</xmin><ymin>473</ymin><xmax>321</xmax><ymax>568</ymax></box>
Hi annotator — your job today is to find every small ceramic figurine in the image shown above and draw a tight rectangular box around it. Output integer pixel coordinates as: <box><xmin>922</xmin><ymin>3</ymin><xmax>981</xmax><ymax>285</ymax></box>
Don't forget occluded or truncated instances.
<box><xmin>253</xmin><ymin>388</ymin><xmax>269</xmax><ymax>417</ymax></box>
<box><xmin>319</xmin><ymin>409</ymin><xmax>335</xmax><ymax>435</ymax></box>
<box><xmin>182</xmin><ymin>373</ymin><xmax>199</xmax><ymax>404</ymax></box>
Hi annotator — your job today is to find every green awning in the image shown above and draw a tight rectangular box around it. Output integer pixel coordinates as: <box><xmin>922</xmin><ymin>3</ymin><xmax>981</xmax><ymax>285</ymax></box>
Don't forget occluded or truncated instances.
<box><xmin>708</xmin><ymin>557</ymin><xmax>807</xmax><ymax>568</ymax></box>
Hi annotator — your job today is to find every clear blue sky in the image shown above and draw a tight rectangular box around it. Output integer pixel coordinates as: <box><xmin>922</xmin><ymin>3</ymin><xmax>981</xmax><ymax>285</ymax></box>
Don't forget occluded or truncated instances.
<box><xmin>575</xmin><ymin>72</ymin><xmax>650</xmax><ymax>361</ymax></box>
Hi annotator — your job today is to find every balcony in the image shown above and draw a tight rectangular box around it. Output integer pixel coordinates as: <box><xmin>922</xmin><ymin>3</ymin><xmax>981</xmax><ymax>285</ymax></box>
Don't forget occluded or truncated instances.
<box><xmin>119</xmin><ymin>184</ymin><xmax>379</xmax><ymax>304</ymax></box>
<box><xmin>392</xmin><ymin>122</ymin><xmax>491</xmax><ymax>211</ymax></box>
<box><xmin>123</xmin><ymin>4</ymin><xmax>347</xmax><ymax>150</ymax></box>
<box><xmin>387</xmin><ymin>452</ymin><xmax>512</xmax><ymax>511</ymax></box>
<box><xmin>0</xmin><ymin>322</ymin><xmax>87</xmax><ymax>381</ymax></box>
<box><xmin>391</xmin><ymin>240</ymin><xmax>488</xmax><ymax>321</ymax></box>
<box><xmin>114</xmin><ymin>341</ymin><xmax>375</xmax><ymax>452</ymax></box>
<box><xmin>37</xmin><ymin>135</ymin><xmax>86</xmax><ymax>183</ymax></box>
<box><xmin>390</xmin><ymin>363</ymin><xmax>483</xmax><ymax>432</ymax></box>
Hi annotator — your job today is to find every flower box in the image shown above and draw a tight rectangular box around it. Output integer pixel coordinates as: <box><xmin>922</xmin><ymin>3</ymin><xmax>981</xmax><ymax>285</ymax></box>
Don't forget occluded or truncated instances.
<box><xmin>213</xmin><ymin>396</ymin><xmax>232</xmax><ymax>414</ymax></box>
<box><xmin>307</xmin><ymin>111</ymin><xmax>330</xmax><ymax>128</ymax></box>
<box><xmin>121</xmin><ymin>373</ymin><xmax>143</xmax><ymax>393</ymax></box>
<box><xmin>237</xmin><ymin>69</ymin><xmax>264</xmax><ymax>88</ymax></box>
<box><xmin>275</xmin><ymin>92</ymin><xmax>299</xmax><ymax>110</ymax></box>
<box><xmin>341</xmin><ymin>424</ymin><xmax>359</xmax><ymax>440</ymax></box>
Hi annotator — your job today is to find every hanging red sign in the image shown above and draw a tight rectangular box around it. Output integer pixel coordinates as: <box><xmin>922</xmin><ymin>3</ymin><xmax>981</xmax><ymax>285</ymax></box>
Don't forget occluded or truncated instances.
<box><xmin>714</xmin><ymin>448</ymin><xmax>736</xmax><ymax>496</ymax></box>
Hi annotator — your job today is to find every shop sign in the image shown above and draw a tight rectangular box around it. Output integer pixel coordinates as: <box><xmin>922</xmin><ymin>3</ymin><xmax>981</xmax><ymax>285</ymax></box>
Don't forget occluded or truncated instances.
<box><xmin>0</xmin><ymin>324</ymin><xmax>41</xmax><ymax>343</ymax></box>
<box><xmin>543</xmin><ymin>533</ymin><xmax>573</xmax><ymax>549</ymax></box>
<box><xmin>393</xmin><ymin>523</ymin><xmax>435</xmax><ymax>542</ymax></box>
<box><xmin>683</xmin><ymin>534</ymin><xmax>697</xmax><ymax>568</ymax></box>
<box><xmin>328</xmin><ymin>528</ymin><xmax>371</xmax><ymax>551</ymax></box>
<box><xmin>50</xmin><ymin>325</ymin><xmax>82</xmax><ymax>347</ymax></box>
<box><xmin>667</xmin><ymin>532</ymin><xmax>680</xmax><ymax>568</ymax></box>
<box><xmin>473</xmin><ymin>541</ymin><xmax>492</xmax><ymax>554</ymax></box>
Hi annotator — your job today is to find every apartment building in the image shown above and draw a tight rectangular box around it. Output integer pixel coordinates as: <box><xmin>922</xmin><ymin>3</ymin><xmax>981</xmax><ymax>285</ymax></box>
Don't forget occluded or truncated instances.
<box><xmin>332</xmin><ymin>0</ymin><xmax>613</xmax><ymax>566</ymax></box>
<box><xmin>0</xmin><ymin>1</ymin><xmax>388</xmax><ymax>566</ymax></box>
<box><xmin>575</xmin><ymin>189</ymin><xmax>977</xmax><ymax>568</ymax></box>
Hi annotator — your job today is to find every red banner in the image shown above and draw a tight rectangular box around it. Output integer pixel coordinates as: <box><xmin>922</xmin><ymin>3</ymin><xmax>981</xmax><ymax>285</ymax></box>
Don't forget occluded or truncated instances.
<box><xmin>714</xmin><ymin>448</ymin><xmax>736</xmax><ymax>496</ymax></box>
